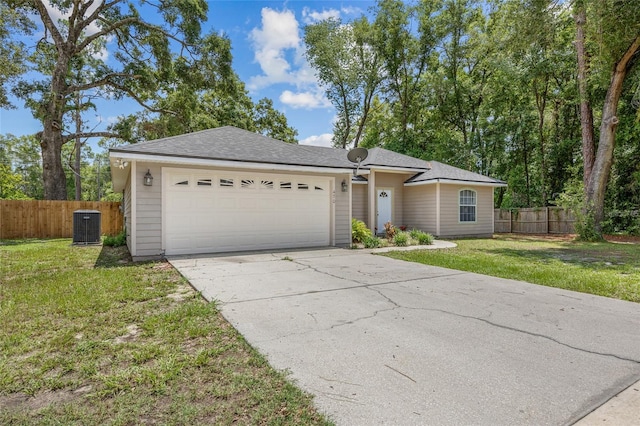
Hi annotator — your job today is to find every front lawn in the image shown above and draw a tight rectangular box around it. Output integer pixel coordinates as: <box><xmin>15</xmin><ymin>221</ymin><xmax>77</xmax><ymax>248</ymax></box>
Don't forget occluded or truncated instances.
<box><xmin>384</xmin><ymin>234</ymin><xmax>640</xmax><ymax>303</ymax></box>
<box><xmin>0</xmin><ymin>239</ymin><xmax>331</xmax><ymax>425</ymax></box>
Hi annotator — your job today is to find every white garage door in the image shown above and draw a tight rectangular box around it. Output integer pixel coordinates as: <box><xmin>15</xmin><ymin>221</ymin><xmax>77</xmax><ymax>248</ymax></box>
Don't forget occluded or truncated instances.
<box><xmin>164</xmin><ymin>169</ymin><xmax>332</xmax><ymax>255</ymax></box>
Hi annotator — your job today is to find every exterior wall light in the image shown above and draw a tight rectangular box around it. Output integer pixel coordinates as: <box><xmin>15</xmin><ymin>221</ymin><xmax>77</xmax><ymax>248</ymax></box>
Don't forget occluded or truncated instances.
<box><xmin>341</xmin><ymin>179</ymin><xmax>348</xmax><ymax>192</ymax></box>
<box><xmin>143</xmin><ymin>169</ymin><xmax>153</xmax><ymax>186</ymax></box>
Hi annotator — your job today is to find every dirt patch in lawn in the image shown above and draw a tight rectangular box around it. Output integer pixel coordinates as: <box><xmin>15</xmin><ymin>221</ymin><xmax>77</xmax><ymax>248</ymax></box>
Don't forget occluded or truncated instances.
<box><xmin>604</xmin><ymin>234</ymin><xmax>640</xmax><ymax>244</ymax></box>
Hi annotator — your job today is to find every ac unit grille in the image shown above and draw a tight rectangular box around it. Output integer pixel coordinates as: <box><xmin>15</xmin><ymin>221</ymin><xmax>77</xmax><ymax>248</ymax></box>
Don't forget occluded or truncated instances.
<box><xmin>73</xmin><ymin>210</ymin><xmax>101</xmax><ymax>244</ymax></box>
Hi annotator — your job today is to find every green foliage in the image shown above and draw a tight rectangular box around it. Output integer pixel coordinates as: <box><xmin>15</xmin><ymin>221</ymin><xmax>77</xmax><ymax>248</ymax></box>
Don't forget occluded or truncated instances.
<box><xmin>417</xmin><ymin>232</ymin><xmax>434</xmax><ymax>246</ymax></box>
<box><xmin>0</xmin><ymin>164</ymin><xmax>30</xmax><ymax>199</ymax></box>
<box><xmin>393</xmin><ymin>231</ymin><xmax>409</xmax><ymax>247</ymax></box>
<box><xmin>363</xmin><ymin>235</ymin><xmax>381</xmax><ymax>248</ymax></box>
<box><xmin>103</xmin><ymin>230</ymin><xmax>126</xmax><ymax>247</ymax></box>
<box><xmin>351</xmin><ymin>218</ymin><xmax>372</xmax><ymax>243</ymax></box>
<box><xmin>555</xmin><ymin>174</ymin><xmax>602</xmax><ymax>241</ymax></box>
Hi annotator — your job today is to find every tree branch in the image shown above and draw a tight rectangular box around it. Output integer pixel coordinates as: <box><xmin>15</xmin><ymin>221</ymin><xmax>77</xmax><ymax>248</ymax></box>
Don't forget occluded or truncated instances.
<box><xmin>62</xmin><ymin>131</ymin><xmax>121</xmax><ymax>143</ymax></box>
<box><xmin>107</xmin><ymin>82</ymin><xmax>177</xmax><ymax>115</ymax></box>
<box><xmin>67</xmin><ymin>72</ymin><xmax>133</xmax><ymax>93</ymax></box>
<box><xmin>75</xmin><ymin>15</ymin><xmax>138</xmax><ymax>54</ymax></box>
<box><xmin>32</xmin><ymin>0</ymin><xmax>65</xmax><ymax>47</ymax></box>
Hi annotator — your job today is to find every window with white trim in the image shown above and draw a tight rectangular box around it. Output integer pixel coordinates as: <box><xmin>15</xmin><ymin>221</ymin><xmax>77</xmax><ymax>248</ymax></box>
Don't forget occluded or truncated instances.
<box><xmin>459</xmin><ymin>189</ymin><xmax>476</xmax><ymax>222</ymax></box>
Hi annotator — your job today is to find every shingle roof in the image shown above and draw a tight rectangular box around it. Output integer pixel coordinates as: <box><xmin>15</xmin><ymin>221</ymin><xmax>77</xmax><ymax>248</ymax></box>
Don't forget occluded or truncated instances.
<box><xmin>110</xmin><ymin>126</ymin><xmax>354</xmax><ymax>169</ymax></box>
<box><xmin>405</xmin><ymin>161</ymin><xmax>506</xmax><ymax>185</ymax></box>
<box><xmin>110</xmin><ymin>126</ymin><xmax>504</xmax><ymax>185</ymax></box>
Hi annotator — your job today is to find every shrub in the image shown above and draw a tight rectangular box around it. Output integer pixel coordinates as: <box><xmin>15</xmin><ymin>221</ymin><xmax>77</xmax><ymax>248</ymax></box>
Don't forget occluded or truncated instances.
<box><xmin>363</xmin><ymin>235</ymin><xmax>381</xmax><ymax>248</ymax></box>
<box><xmin>393</xmin><ymin>231</ymin><xmax>409</xmax><ymax>247</ymax></box>
<box><xmin>103</xmin><ymin>230</ymin><xmax>126</xmax><ymax>247</ymax></box>
<box><xmin>384</xmin><ymin>222</ymin><xmax>396</xmax><ymax>240</ymax></box>
<box><xmin>409</xmin><ymin>228</ymin><xmax>421</xmax><ymax>239</ymax></box>
<box><xmin>417</xmin><ymin>232</ymin><xmax>434</xmax><ymax>245</ymax></box>
<box><xmin>351</xmin><ymin>218</ymin><xmax>372</xmax><ymax>243</ymax></box>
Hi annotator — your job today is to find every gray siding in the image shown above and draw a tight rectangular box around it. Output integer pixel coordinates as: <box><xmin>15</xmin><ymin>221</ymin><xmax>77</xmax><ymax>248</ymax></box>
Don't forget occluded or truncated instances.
<box><xmin>134</xmin><ymin>162</ymin><xmax>163</xmax><ymax>258</ymax></box>
<box><xmin>439</xmin><ymin>184</ymin><xmax>494</xmax><ymax>237</ymax></box>
<box><xmin>352</xmin><ymin>184</ymin><xmax>368</xmax><ymax>224</ymax></box>
<box><xmin>403</xmin><ymin>184</ymin><xmax>437</xmax><ymax>233</ymax></box>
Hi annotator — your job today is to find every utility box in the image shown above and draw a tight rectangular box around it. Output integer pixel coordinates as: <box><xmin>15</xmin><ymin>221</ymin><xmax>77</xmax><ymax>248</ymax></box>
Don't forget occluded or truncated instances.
<box><xmin>73</xmin><ymin>210</ymin><xmax>101</xmax><ymax>244</ymax></box>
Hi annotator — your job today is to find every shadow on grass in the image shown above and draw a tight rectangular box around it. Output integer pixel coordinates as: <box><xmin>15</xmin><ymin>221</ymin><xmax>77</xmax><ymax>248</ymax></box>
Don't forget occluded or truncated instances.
<box><xmin>484</xmin><ymin>246</ymin><xmax>637</xmax><ymax>270</ymax></box>
<box><xmin>0</xmin><ymin>239</ymin><xmax>53</xmax><ymax>246</ymax></box>
<box><xmin>94</xmin><ymin>245</ymin><xmax>134</xmax><ymax>268</ymax></box>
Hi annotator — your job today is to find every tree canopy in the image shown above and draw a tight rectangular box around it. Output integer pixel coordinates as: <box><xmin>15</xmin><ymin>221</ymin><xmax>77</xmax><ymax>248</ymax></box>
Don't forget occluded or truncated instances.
<box><xmin>303</xmin><ymin>0</ymin><xmax>640</xmax><ymax>238</ymax></box>
<box><xmin>2</xmin><ymin>0</ymin><xmax>297</xmax><ymax>200</ymax></box>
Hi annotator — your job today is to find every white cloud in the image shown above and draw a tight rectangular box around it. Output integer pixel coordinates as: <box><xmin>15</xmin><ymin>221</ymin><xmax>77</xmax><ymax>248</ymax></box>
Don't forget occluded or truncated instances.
<box><xmin>279</xmin><ymin>90</ymin><xmax>331</xmax><ymax>109</ymax></box>
<box><xmin>299</xmin><ymin>133</ymin><xmax>334</xmax><ymax>147</ymax></box>
<box><xmin>301</xmin><ymin>7</ymin><xmax>341</xmax><ymax>24</ymax></box>
<box><xmin>248</xmin><ymin>8</ymin><xmax>304</xmax><ymax>88</ymax></box>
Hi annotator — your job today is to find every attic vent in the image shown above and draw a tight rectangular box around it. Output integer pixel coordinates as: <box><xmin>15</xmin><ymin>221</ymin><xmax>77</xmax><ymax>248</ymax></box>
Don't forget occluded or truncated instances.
<box><xmin>73</xmin><ymin>210</ymin><xmax>101</xmax><ymax>245</ymax></box>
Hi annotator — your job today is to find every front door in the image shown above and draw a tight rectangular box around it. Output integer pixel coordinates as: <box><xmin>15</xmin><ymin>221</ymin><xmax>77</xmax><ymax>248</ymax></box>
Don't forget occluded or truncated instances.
<box><xmin>376</xmin><ymin>189</ymin><xmax>392</xmax><ymax>234</ymax></box>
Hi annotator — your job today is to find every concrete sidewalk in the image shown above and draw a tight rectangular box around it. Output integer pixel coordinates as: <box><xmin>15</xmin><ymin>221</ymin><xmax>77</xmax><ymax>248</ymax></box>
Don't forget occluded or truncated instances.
<box><xmin>169</xmin><ymin>247</ymin><xmax>640</xmax><ymax>425</ymax></box>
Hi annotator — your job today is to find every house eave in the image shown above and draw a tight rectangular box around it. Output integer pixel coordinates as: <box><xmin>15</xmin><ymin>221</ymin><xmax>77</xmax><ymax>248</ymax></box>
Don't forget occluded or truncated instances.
<box><xmin>404</xmin><ymin>178</ymin><xmax>507</xmax><ymax>187</ymax></box>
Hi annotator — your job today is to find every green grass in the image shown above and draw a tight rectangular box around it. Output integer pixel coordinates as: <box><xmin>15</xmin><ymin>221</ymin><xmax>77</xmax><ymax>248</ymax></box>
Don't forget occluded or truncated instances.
<box><xmin>384</xmin><ymin>235</ymin><xmax>640</xmax><ymax>303</ymax></box>
<box><xmin>0</xmin><ymin>239</ymin><xmax>331</xmax><ymax>425</ymax></box>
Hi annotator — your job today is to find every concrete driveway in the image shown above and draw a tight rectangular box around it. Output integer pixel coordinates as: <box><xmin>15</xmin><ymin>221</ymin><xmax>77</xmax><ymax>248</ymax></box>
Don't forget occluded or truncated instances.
<box><xmin>168</xmin><ymin>248</ymin><xmax>640</xmax><ymax>426</ymax></box>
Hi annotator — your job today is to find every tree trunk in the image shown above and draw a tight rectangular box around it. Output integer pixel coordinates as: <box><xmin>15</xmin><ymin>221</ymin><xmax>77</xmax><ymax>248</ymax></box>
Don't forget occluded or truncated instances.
<box><xmin>41</xmin><ymin>49</ymin><xmax>71</xmax><ymax>200</ymax></box>
<box><xmin>574</xmin><ymin>6</ymin><xmax>596</xmax><ymax>188</ymax></box>
<box><xmin>586</xmin><ymin>36</ymin><xmax>640</xmax><ymax>234</ymax></box>
<box><xmin>74</xmin><ymin>92</ymin><xmax>82</xmax><ymax>201</ymax></box>
<box><xmin>41</xmin><ymin>128</ymin><xmax>68</xmax><ymax>200</ymax></box>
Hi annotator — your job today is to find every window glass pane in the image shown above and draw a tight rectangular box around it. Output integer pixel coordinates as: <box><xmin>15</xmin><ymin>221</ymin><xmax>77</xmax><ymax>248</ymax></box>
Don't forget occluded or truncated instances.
<box><xmin>459</xmin><ymin>190</ymin><xmax>476</xmax><ymax>222</ymax></box>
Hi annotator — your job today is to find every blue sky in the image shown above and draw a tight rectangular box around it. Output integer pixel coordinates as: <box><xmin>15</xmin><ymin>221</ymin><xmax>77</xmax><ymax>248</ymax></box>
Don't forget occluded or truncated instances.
<box><xmin>0</xmin><ymin>0</ymin><xmax>377</xmax><ymax>149</ymax></box>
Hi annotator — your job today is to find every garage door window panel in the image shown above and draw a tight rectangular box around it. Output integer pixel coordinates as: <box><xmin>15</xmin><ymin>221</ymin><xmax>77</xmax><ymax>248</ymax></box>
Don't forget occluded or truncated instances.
<box><xmin>219</xmin><ymin>178</ymin><xmax>234</xmax><ymax>188</ymax></box>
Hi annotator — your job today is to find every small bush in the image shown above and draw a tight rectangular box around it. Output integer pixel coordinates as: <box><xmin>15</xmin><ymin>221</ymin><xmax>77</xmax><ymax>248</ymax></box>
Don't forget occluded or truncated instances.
<box><xmin>409</xmin><ymin>229</ymin><xmax>421</xmax><ymax>239</ymax></box>
<box><xmin>352</xmin><ymin>218</ymin><xmax>372</xmax><ymax>243</ymax></box>
<box><xmin>103</xmin><ymin>230</ymin><xmax>126</xmax><ymax>247</ymax></box>
<box><xmin>417</xmin><ymin>232</ymin><xmax>434</xmax><ymax>245</ymax></box>
<box><xmin>363</xmin><ymin>235</ymin><xmax>381</xmax><ymax>248</ymax></box>
<box><xmin>393</xmin><ymin>232</ymin><xmax>409</xmax><ymax>247</ymax></box>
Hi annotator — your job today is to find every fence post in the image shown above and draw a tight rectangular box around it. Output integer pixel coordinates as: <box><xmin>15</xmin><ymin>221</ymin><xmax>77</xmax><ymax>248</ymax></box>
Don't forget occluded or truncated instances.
<box><xmin>510</xmin><ymin>209</ymin><xmax>513</xmax><ymax>233</ymax></box>
<box><xmin>545</xmin><ymin>207</ymin><xmax>549</xmax><ymax>234</ymax></box>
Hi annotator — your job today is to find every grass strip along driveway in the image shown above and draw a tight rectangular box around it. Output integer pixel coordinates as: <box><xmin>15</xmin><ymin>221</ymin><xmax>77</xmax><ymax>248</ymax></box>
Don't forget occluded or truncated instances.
<box><xmin>0</xmin><ymin>240</ymin><xmax>330</xmax><ymax>425</ymax></box>
<box><xmin>385</xmin><ymin>234</ymin><xmax>640</xmax><ymax>303</ymax></box>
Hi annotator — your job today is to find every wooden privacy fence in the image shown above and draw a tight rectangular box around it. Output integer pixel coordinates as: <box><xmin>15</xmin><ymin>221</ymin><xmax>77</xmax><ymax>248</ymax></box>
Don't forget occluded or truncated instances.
<box><xmin>0</xmin><ymin>200</ymin><xmax>123</xmax><ymax>239</ymax></box>
<box><xmin>494</xmin><ymin>207</ymin><xmax>576</xmax><ymax>234</ymax></box>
